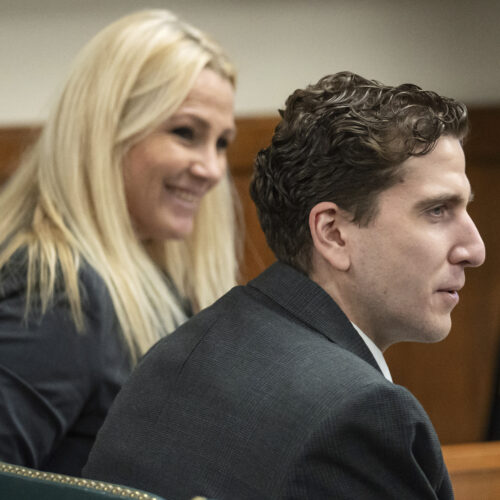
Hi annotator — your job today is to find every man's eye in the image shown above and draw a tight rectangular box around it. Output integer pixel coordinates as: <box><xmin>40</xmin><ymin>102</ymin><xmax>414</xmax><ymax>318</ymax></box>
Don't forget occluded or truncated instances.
<box><xmin>429</xmin><ymin>206</ymin><xmax>445</xmax><ymax>217</ymax></box>
<box><xmin>172</xmin><ymin>127</ymin><xmax>194</xmax><ymax>140</ymax></box>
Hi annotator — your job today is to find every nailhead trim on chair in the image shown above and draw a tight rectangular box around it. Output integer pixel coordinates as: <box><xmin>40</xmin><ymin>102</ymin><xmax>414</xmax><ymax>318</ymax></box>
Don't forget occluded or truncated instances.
<box><xmin>0</xmin><ymin>461</ymin><xmax>164</xmax><ymax>499</ymax></box>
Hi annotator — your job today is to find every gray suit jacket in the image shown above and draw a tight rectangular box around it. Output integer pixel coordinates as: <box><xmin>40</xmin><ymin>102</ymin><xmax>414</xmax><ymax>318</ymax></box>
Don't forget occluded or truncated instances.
<box><xmin>84</xmin><ymin>262</ymin><xmax>453</xmax><ymax>499</ymax></box>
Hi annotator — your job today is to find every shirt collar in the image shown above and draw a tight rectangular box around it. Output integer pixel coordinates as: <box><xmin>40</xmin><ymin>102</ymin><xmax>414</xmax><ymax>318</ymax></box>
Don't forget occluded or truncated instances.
<box><xmin>351</xmin><ymin>323</ymin><xmax>393</xmax><ymax>382</ymax></box>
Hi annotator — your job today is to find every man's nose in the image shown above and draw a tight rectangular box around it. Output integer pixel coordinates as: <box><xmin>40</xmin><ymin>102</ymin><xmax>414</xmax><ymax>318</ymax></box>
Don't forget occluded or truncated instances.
<box><xmin>450</xmin><ymin>212</ymin><xmax>486</xmax><ymax>268</ymax></box>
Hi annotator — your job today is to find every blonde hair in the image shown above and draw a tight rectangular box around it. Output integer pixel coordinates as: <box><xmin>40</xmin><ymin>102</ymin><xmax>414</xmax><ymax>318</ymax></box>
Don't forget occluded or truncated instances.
<box><xmin>0</xmin><ymin>10</ymin><xmax>239</xmax><ymax>362</ymax></box>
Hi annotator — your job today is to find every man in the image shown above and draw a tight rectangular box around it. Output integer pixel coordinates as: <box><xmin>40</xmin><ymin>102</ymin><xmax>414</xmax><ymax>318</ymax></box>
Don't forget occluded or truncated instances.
<box><xmin>84</xmin><ymin>71</ymin><xmax>485</xmax><ymax>499</ymax></box>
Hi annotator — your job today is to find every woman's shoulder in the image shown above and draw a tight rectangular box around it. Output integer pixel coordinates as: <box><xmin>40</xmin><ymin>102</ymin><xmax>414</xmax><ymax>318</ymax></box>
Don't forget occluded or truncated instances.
<box><xmin>78</xmin><ymin>261</ymin><xmax>113</xmax><ymax>312</ymax></box>
<box><xmin>1</xmin><ymin>250</ymin><xmax>99</xmax><ymax>303</ymax></box>
<box><xmin>0</xmin><ymin>249</ymin><xmax>115</xmax><ymax>334</ymax></box>
<box><xmin>0</xmin><ymin>249</ymin><xmax>131</xmax><ymax>372</ymax></box>
<box><xmin>77</xmin><ymin>262</ymin><xmax>127</xmax><ymax>349</ymax></box>
<box><xmin>0</xmin><ymin>248</ymin><xmax>29</xmax><ymax>294</ymax></box>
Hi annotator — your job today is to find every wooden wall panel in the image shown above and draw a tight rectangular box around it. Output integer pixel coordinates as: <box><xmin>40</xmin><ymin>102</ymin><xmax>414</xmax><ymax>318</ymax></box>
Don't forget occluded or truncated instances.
<box><xmin>0</xmin><ymin>127</ymin><xmax>39</xmax><ymax>184</ymax></box>
<box><xmin>229</xmin><ymin>116</ymin><xmax>279</xmax><ymax>280</ymax></box>
<box><xmin>1</xmin><ymin>109</ymin><xmax>499</xmax><ymax>445</ymax></box>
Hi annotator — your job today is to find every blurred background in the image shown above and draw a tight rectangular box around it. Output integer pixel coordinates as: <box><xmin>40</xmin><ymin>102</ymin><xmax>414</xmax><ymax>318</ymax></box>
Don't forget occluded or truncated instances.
<box><xmin>1</xmin><ymin>0</ymin><xmax>499</xmax><ymax>123</ymax></box>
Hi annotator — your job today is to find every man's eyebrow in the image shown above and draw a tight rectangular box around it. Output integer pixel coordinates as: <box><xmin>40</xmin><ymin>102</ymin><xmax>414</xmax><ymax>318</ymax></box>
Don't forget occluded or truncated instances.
<box><xmin>414</xmin><ymin>191</ymin><xmax>474</xmax><ymax>212</ymax></box>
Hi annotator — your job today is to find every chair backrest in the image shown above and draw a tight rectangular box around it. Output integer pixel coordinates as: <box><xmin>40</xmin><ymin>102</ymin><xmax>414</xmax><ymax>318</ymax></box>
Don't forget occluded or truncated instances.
<box><xmin>0</xmin><ymin>461</ymin><xmax>169</xmax><ymax>500</ymax></box>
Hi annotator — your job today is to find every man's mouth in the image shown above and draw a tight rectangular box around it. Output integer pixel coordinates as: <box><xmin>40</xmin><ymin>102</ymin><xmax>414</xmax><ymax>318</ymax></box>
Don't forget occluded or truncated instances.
<box><xmin>436</xmin><ymin>283</ymin><xmax>463</xmax><ymax>305</ymax></box>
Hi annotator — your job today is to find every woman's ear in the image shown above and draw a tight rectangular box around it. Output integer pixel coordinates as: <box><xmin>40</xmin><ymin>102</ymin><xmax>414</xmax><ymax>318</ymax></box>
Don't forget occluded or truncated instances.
<box><xmin>309</xmin><ymin>201</ymin><xmax>351</xmax><ymax>271</ymax></box>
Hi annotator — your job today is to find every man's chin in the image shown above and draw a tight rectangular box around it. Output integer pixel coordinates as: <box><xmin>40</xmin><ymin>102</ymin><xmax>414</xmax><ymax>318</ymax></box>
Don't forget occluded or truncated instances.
<box><xmin>420</xmin><ymin>321</ymin><xmax>452</xmax><ymax>344</ymax></box>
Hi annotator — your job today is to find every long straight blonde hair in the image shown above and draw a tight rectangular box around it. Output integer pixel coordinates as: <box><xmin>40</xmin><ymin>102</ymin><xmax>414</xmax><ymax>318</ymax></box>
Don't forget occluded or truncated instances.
<box><xmin>0</xmin><ymin>10</ymin><xmax>239</xmax><ymax>362</ymax></box>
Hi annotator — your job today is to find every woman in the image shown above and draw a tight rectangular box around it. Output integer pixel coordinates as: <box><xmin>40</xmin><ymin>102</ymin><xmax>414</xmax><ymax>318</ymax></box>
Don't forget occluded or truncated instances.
<box><xmin>0</xmin><ymin>9</ymin><xmax>239</xmax><ymax>475</ymax></box>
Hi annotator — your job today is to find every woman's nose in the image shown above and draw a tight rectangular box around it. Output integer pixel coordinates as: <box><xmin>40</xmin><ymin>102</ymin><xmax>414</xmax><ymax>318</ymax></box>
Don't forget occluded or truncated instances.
<box><xmin>190</xmin><ymin>146</ymin><xmax>226</xmax><ymax>183</ymax></box>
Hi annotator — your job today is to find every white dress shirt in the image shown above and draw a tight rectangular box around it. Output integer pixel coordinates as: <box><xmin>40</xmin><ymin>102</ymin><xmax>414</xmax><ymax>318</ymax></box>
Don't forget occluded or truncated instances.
<box><xmin>351</xmin><ymin>323</ymin><xmax>393</xmax><ymax>382</ymax></box>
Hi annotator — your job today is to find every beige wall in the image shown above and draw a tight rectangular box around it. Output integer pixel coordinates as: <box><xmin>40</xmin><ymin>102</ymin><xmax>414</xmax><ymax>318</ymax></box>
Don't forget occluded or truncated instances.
<box><xmin>1</xmin><ymin>0</ymin><xmax>499</xmax><ymax>124</ymax></box>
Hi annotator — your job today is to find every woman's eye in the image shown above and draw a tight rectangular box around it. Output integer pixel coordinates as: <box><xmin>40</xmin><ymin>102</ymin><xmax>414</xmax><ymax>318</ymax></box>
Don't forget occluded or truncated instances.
<box><xmin>216</xmin><ymin>137</ymin><xmax>229</xmax><ymax>151</ymax></box>
<box><xmin>172</xmin><ymin>127</ymin><xmax>194</xmax><ymax>140</ymax></box>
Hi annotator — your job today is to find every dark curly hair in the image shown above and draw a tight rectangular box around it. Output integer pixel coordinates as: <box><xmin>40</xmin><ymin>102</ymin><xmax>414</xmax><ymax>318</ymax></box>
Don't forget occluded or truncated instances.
<box><xmin>250</xmin><ymin>71</ymin><xmax>468</xmax><ymax>274</ymax></box>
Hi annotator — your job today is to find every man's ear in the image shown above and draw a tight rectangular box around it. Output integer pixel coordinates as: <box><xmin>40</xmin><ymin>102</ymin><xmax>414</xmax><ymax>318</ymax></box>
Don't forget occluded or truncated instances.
<box><xmin>309</xmin><ymin>201</ymin><xmax>351</xmax><ymax>271</ymax></box>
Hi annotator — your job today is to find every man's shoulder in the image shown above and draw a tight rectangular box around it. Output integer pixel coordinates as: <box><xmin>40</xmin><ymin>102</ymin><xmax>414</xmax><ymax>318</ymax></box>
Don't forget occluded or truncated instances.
<box><xmin>84</xmin><ymin>271</ymin><xmax>444</xmax><ymax>500</ymax></box>
<box><xmin>144</xmin><ymin>282</ymin><xmax>386</xmax><ymax>397</ymax></box>
<box><xmin>134</xmin><ymin>269</ymin><xmax>407</xmax><ymax>423</ymax></box>
<box><xmin>150</xmin><ymin>281</ymin><xmax>323</xmax><ymax>357</ymax></box>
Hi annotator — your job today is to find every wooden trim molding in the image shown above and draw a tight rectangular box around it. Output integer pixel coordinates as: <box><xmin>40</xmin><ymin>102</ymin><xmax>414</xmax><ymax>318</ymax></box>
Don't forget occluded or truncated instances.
<box><xmin>443</xmin><ymin>441</ymin><xmax>500</xmax><ymax>499</ymax></box>
<box><xmin>1</xmin><ymin>107</ymin><xmax>499</xmax><ymax>179</ymax></box>
<box><xmin>443</xmin><ymin>441</ymin><xmax>500</xmax><ymax>473</ymax></box>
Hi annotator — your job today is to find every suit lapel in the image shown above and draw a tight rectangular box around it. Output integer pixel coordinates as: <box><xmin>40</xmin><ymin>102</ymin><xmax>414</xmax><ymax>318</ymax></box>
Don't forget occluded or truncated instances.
<box><xmin>248</xmin><ymin>261</ymin><xmax>381</xmax><ymax>373</ymax></box>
